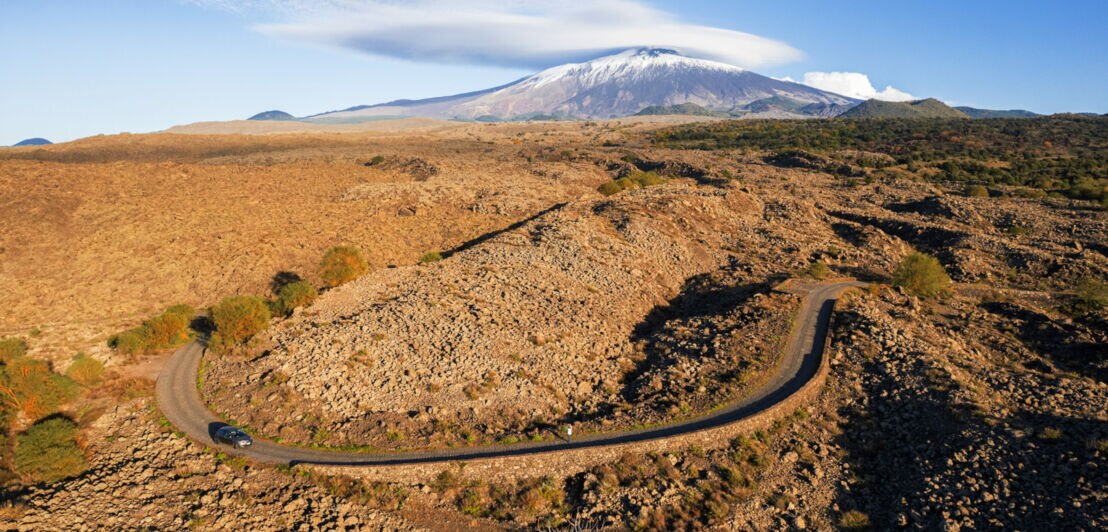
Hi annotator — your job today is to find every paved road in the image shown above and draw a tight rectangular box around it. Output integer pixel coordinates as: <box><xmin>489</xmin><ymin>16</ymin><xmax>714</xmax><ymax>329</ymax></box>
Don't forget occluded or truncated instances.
<box><xmin>156</xmin><ymin>281</ymin><xmax>862</xmax><ymax>466</ymax></box>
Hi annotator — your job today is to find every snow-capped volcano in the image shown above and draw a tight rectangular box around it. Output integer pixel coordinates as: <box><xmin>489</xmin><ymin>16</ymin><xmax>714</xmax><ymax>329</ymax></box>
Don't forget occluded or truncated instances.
<box><xmin>308</xmin><ymin>48</ymin><xmax>859</xmax><ymax>122</ymax></box>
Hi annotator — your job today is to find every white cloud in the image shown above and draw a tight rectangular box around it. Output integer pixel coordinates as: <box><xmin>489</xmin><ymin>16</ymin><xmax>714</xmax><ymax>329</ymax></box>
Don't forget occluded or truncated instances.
<box><xmin>189</xmin><ymin>0</ymin><xmax>803</xmax><ymax>70</ymax></box>
<box><xmin>801</xmin><ymin>72</ymin><xmax>916</xmax><ymax>101</ymax></box>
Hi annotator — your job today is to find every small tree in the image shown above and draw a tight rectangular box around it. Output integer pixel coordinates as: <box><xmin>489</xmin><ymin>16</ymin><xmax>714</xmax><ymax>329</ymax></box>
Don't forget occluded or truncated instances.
<box><xmin>892</xmin><ymin>252</ymin><xmax>952</xmax><ymax>297</ymax></box>
<box><xmin>145</xmin><ymin>304</ymin><xmax>194</xmax><ymax>348</ymax></box>
<box><xmin>66</xmin><ymin>354</ymin><xmax>105</xmax><ymax>387</ymax></box>
<box><xmin>420</xmin><ymin>251</ymin><xmax>443</xmax><ymax>264</ymax></box>
<box><xmin>319</xmin><ymin>246</ymin><xmax>369</xmax><ymax>287</ymax></box>
<box><xmin>210</xmin><ymin>296</ymin><xmax>271</xmax><ymax>348</ymax></box>
<box><xmin>275</xmin><ymin>281</ymin><xmax>318</xmax><ymax>316</ymax></box>
<box><xmin>15</xmin><ymin>415</ymin><xmax>87</xmax><ymax>483</ymax></box>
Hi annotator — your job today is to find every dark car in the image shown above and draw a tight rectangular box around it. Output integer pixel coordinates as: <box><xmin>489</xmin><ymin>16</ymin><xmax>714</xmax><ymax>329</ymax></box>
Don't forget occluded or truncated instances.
<box><xmin>214</xmin><ymin>426</ymin><xmax>253</xmax><ymax>448</ymax></box>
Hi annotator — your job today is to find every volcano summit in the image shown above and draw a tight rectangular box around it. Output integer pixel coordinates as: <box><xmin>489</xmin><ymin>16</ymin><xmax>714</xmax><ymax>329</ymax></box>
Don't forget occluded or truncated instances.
<box><xmin>307</xmin><ymin>48</ymin><xmax>859</xmax><ymax>122</ymax></box>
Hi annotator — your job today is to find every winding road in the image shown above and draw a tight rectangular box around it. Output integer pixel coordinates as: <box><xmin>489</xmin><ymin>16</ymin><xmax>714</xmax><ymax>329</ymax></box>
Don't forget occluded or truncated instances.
<box><xmin>156</xmin><ymin>281</ymin><xmax>861</xmax><ymax>466</ymax></box>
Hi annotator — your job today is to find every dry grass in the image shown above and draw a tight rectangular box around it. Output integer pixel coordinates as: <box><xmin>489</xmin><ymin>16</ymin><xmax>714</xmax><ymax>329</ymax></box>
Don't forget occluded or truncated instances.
<box><xmin>0</xmin><ymin>127</ymin><xmax>605</xmax><ymax>361</ymax></box>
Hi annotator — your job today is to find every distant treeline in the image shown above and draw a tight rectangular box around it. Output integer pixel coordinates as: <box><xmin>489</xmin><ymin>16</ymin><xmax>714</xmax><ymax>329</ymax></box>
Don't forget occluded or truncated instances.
<box><xmin>654</xmin><ymin>116</ymin><xmax>1107</xmax><ymax>203</ymax></box>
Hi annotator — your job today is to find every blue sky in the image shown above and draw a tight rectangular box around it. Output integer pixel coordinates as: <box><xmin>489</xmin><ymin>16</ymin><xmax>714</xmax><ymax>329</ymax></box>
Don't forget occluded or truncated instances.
<box><xmin>1</xmin><ymin>0</ymin><xmax>1105</xmax><ymax>145</ymax></box>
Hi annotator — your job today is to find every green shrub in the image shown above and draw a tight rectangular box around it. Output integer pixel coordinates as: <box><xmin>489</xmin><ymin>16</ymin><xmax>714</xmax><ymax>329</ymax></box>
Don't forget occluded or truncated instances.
<box><xmin>597</xmin><ymin>180</ymin><xmax>624</xmax><ymax>196</ymax></box>
<box><xmin>275</xmin><ymin>281</ymin><xmax>318</xmax><ymax>316</ymax></box>
<box><xmin>1075</xmin><ymin>277</ymin><xmax>1107</xmax><ymax>311</ymax></box>
<box><xmin>15</xmin><ymin>416</ymin><xmax>87</xmax><ymax>483</ymax></box>
<box><xmin>0</xmin><ymin>338</ymin><xmax>28</xmax><ymax>364</ymax></box>
<box><xmin>966</xmin><ymin>185</ymin><xmax>989</xmax><ymax>198</ymax></box>
<box><xmin>210</xmin><ymin>296</ymin><xmax>271</xmax><ymax>348</ymax></box>
<box><xmin>892</xmin><ymin>252</ymin><xmax>952</xmax><ymax>297</ymax></box>
<box><xmin>319</xmin><ymin>246</ymin><xmax>369</xmax><ymax>287</ymax></box>
<box><xmin>0</xmin><ymin>358</ymin><xmax>79</xmax><ymax>419</ymax></box>
<box><xmin>108</xmin><ymin>326</ymin><xmax>151</xmax><ymax>357</ymax></box>
<box><xmin>808</xmin><ymin>261</ymin><xmax>832</xmax><ymax>280</ymax></box>
<box><xmin>1013</xmin><ymin>187</ymin><xmax>1047</xmax><ymax>199</ymax></box>
<box><xmin>839</xmin><ymin>510</ymin><xmax>871</xmax><ymax>530</ymax></box>
<box><xmin>366</xmin><ymin>155</ymin><xmax>385</xmax><ymax>166</ymax></box>
<box><xmin>66</xmin><ymin>354</ymin><xmax>105</xmax><ymax>387</ymax></box>
<box><xmin>108</xmin><ymin>305</ymin><xmax>194</xmax><ymax>356</ymax></box>
<box><xmin>1066</xmin><ymin>179</ymin><xmax>1107</xmax><ymax>204</ymax></box>
<box><xmin>419</xmin><ymin>251</ymin><xmax>443</xmax><ymax>264</ymax></box>
<box><xmin>1039</xmin><ymin>427</ymin><xmax>1063</xmax><ymax>442</ymax></box>
<box><xmin>598</xmin><ymin>171</ymin><xmax>667</xmax><ymax>196</ymax></box>
<box><xmin>631</xmin><ymin>170</ymin><xmax>666</xmax><ymax>187</ymax></box>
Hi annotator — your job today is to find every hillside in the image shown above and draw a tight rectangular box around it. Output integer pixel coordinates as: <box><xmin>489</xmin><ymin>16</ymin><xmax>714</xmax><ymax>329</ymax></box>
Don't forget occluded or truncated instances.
<box><xmin>955</xmin><ymin>106</ymin><xmax>1040</xmax><ymax>118</ymax></box>
<box><xmin>839</xmin><ymin>98</ymin><xmax>968</xmax><ymax>118</ymax></box>
<box><xmin>635</xmin><ymin>102</ymin><xmax>727</xmax><ymax>117</ymax></box>
<box><xmin>247</xmin><ymin>110</ymin><xmax>297</xmax><ymax>121</ymax></box>
<box><xmin>12</xmin><ymin>137</ymin><xmax>52</xmax><ymax>147</ymax></box>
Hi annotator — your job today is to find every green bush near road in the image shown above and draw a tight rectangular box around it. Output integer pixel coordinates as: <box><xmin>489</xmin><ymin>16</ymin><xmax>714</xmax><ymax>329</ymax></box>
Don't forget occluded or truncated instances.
<box><xmin>419</xmin><ymin>251</ymin><xmax>443</xmax><ymax>264</ymax></box>
<box><xmin>145</xmin><ymin>304</ymin><xmax>195</xmax><ymax>347</ymax></box>
<box><xmin>892</xmin><ymin>252</ymin><xmax>952</xmax><ymax>297</ymax></box>
<box><xmin>275</xmin><ymin>281</ymin><xmax>318</xmax><ymax>316</ymax></box>
<box><xmin>14</xmin><ymin>415</ymin><xmax>87</xmax><ymax>483</ymax></box>
<box><xmin>209</xmin><ymin>296</ymin><xmax>271</xmax><ymax>354</ymax></box>
<box><xmin>319</xmin><ymin>246</ymin><xmax>369</xmax><ymax>287</ymax></box>
<box><xmin>65</xmin><ymin>354</ymin><xmax>105</xmax><ymax>387</ymax></box>
<box><xmin>808</xmin><ymin>261</ymin><xmax>832</xmax><ymax>280</ymax></box>
<box><xmin>108</xmin><ymin>304</ymin><xmax>195</xmax><ymax>357</ymax></box>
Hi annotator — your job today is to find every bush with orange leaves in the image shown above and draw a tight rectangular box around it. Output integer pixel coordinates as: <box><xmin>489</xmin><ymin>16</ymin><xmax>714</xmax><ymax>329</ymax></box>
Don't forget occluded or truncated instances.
<box><xmin>319</xmin><ymin>246</ymin><xmax>369</xmax><ymax>287</ymax></box>
<box><xmin>0</xmin><ymin>357</ymin><xmax>78</xmax><ymax>421</ymax></box>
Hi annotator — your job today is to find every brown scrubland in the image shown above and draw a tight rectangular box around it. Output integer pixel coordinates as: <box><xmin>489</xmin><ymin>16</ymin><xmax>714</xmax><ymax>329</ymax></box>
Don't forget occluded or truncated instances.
<box><xmin>0</xmin><ymin>117</ymin><xmax>1104</xmax><ymax>530</ymax></box>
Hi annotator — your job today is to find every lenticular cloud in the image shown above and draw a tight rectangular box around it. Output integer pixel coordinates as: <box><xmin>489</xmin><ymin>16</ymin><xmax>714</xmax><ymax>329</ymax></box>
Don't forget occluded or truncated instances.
<box><xmin>193</xmin><ymin>0</ymin><xmax>803</xmax><ymax>70</ymax></box>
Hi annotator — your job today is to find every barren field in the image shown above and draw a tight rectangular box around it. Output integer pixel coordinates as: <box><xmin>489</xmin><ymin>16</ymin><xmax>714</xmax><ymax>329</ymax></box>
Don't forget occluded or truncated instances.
<box><xmin>0</xmin><ymin>121</ymin><xmax>622</xmax><ymax>362</ymax></box>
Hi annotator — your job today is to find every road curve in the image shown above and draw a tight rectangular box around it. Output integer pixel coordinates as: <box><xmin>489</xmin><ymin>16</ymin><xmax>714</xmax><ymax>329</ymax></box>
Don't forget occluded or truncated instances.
<box><xmin>156</xmin><ymin>281</ymin><xmax>862</xmax><ymax>466</ymax></box>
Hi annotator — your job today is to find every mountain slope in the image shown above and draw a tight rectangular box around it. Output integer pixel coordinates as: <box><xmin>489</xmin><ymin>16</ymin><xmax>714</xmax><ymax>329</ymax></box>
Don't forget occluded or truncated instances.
<box><xmin>839</xmin><ymin>98</ymin><xmax>968</xmax><ymax>119</ymax></box>
<box><xmin>307</xmin><ymin>48</ymin><xmax>858</xmax><ymax>122</ymax></box>
<box><xmin>954</xmin><ymin>106</ymin><xmax>1040</xmax><ymax>118</ymax></box>
<box><xmin>248</xmin><ymin>110</ymin><xmax>297</xmax><ymax>121</ymax></box>
<box><xmin>13</xmin><ymin>138</ymin><xmax>52</xmax><ymax>147</ymax></box>
<box><xmin>635</xmin><ymin>103</ymin><xmax>727</xmax><ymax>117</ymax></box>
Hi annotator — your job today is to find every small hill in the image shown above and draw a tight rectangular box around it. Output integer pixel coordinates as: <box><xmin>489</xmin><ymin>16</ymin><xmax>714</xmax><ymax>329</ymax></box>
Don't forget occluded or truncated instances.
<box><xmin>635</xmin><ymin>103</ymin><xmax>726</xmax><ymax>117</ymax></box>
<box><xmin>955</xmin><ymin>106</ymin><xmax>1040</xmax><ymax>118</ymax></box>
<box><xmin>839</xmin><ymin>98</ymin><xmax>968</xmax><ymax>119</ymax></box>
<box><xmin>248</xmin><ymin>110</ymin><xmax>297</xmax><ymax>121</ymax></box>
<box><xmin>13</xmin><ymin>138</ymin><xmax>52</xmax><ymax>147</ymax></box>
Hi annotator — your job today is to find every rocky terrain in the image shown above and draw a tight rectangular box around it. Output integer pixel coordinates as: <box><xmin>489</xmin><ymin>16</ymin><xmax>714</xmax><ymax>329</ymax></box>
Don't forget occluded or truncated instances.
<box><xmin>1</xmin><ymin>118</ymin><xmax>1104</xmax><ymax>529</ymax></box>
<box><xmin>2</xmin><ymin>401</ymin><xmax>416</xmax><ymax>531</ymax></box>
<box><xmin>204</xmin><ymin>184</ymin><xmax>816</xmax><ymax>449</ymax></box>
